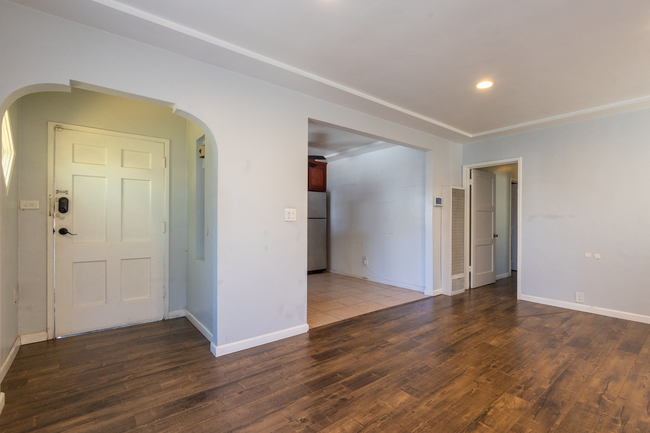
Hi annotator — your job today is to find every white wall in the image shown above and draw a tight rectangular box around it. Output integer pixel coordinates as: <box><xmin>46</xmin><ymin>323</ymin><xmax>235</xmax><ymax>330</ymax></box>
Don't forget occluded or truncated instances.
<box><xmin>464</xmin><ymin>108</ymin><xmax>650</xmax><ymax>320</ymax></box>
<box><xmin>186</xmin><ymin>120</ymin><xmax>213</xmax><ymax>337</ymax></box>
<box><xmin>476</xmin><ymin>164</ymin><xmax>517</xmax><ymax>278</ymax></box>
<box><xmin>16</xmin><ymin>89</ymin><xmax>188</xmax><ymax>336</ymax></box>
<box><xmin>0</xmin><ymin>100</ymin><xmax>19</xmax><ymax>367</ymax></box>
<box><xmin>328</xmin><ymin>146</ymin><xmax>426</xmax><ymax>291</ymax></box>
<box><xmin>0</xmin><ymin>1</ymin><xmax>461</xmax><ymax>354</ymax></box>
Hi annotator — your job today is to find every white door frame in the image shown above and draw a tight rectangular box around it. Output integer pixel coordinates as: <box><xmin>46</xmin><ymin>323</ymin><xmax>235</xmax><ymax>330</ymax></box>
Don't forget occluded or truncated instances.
<box><xmin>463</xmin><ymin>157</ymin><xmax>522</xmax><ymax>300</ymax></box>
<box><xmin>46</xmin><ymin>122</ymin><xmax>171</xmax><ymax>339</ymax></box>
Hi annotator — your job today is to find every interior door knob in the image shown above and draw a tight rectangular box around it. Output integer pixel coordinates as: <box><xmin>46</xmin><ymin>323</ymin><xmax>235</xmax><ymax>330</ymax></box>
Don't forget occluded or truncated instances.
<box><xmin>58</xmin><ymin>228</ymin><xmax>77</xmax><ymax>236</ymax></box>
<box><xmin>493</xmin><ymin>234</ymin><xmax>498</xmax><ymax>237</ymax></box>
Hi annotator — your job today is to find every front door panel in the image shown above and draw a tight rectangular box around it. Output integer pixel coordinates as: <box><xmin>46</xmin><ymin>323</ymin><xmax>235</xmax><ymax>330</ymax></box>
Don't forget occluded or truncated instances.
<box><xmin>54</xmin><ymin>127</ymin><xmax>165</xmax><ymax>337</ymax></box>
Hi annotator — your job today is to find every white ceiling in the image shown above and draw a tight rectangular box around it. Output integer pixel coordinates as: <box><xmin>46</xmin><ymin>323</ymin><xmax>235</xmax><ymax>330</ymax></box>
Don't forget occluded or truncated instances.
<box><xmin>12</xmin><ymin>0</ymin><xmax>650</xmax><ymax>143</ymax></box>
<box><xmin>308</xmin><ymin>122</ymin><xmax>395</xmax><ymax>162</ymax></box>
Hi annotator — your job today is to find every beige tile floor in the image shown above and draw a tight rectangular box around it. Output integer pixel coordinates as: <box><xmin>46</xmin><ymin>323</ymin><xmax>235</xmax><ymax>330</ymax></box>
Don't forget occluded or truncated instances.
<box><xmin>308</xmin><ymin>272</ymin><xmax>430</xmax><ymax>328</ymax></box>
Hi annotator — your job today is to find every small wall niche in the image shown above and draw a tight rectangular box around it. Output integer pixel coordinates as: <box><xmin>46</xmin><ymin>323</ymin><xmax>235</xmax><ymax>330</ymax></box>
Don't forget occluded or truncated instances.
<box><xmin>195</xmin><ymin>135</ymin><xmax>205</xmax><ymax>260</ymax></box>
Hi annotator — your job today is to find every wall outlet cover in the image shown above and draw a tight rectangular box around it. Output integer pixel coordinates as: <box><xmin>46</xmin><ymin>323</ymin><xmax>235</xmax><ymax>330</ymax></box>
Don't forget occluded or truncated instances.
<box><xmin>284</xmin><ymin>208</ymin><xmax>297</xmax><ymax>222</ymax></box>
<box><xmin>576</xmin><ymin>292</ymin><xmax>585</xmax><ymax>303</ymax></box>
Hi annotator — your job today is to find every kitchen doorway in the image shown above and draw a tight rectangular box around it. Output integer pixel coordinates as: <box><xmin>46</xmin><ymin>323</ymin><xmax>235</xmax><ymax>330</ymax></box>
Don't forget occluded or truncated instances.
<box><xmin>306</xmin><ymin>120</ymin><xmax>431</xmax><ymax>328</ymax></box>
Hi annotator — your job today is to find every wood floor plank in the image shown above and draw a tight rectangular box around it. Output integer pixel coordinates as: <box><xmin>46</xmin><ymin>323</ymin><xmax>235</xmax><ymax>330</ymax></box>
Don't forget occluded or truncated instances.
<box><xmin>1</xmin><ymin>275</ymin><xmax>649</xmax><ymax>432</ymax></box>
<box><xmin>460</xmin><ymin>393</ymin><xmax>530</xmax><ymax>432</ymax></box>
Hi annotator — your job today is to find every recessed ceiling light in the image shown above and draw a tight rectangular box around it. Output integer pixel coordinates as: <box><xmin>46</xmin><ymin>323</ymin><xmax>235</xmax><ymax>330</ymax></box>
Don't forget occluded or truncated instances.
<box><xmin>476</xmin><ymin>81</ymin><xmax>493</xmax><ymax>89</ymax></box>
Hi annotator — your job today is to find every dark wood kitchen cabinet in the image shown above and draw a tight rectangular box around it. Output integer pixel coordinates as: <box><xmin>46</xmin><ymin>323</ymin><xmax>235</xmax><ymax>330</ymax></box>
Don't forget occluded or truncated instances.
<box><xmin>308</xmin><ymin>160</ymin><xmax>327</xmax><ymax>192</ymax></box>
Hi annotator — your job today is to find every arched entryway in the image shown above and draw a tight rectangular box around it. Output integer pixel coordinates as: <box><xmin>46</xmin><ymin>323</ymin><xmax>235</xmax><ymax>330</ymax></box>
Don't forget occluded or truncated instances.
<box><xmin>0</xmin><ymin>83</ymin><xmax>217</xmax><ymax>348</ymax></box>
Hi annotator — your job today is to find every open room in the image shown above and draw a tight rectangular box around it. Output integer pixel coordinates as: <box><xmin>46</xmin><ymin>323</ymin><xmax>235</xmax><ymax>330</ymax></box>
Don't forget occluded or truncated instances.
<box><xmin>1</xmin><ymin>1</ymin><xmax>649</xmax><ymax>431</ymax></box>
<box><xmin>307</xmin><ymin>122</ymin><xmax>430</xmax><ymax>328</ymax></box>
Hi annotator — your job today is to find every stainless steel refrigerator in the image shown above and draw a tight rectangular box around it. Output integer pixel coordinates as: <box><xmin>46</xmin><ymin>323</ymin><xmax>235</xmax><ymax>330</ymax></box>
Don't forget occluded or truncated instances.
<box><xmin>308</xmin><ymin>191</ymin><xmax>327</xmax><ymax>272</ymax></box>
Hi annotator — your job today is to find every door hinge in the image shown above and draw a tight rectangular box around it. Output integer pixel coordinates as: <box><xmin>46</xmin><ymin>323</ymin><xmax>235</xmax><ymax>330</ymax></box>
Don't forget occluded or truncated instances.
<box><xmin>54</xmin><ymin>125</ymin><xmax>63</xmax><ymax>132</ymax></box>
<box><xmin>468</xmin><ymin>265</ymin><xmax>472</xmax><ymax>272</ymax></box>
<box><xmin>468</xmin><ymin>179</ymin><xmax>474</xmax><ymax>186</ymax></box>
<box><xmin>163</xmin><ymin>157</ymin><xmax>167</xmax><ymax>168</ymax></box>
<box><xmin>162</xmin><ymin>222</ymin><xmax>167</xmax><ymax>233</ymax></box>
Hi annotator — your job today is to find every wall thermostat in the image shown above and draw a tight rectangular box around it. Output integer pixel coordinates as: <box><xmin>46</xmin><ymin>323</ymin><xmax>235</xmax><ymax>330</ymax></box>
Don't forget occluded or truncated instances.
<box><xmin>434</xmin><ymin>197</ymin><xmax>443</xmax><ymax>207</ymax></box>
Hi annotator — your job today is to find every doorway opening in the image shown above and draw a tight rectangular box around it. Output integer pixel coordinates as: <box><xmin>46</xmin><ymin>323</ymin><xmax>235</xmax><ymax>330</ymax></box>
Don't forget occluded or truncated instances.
<box><xmin>2</xmin><ymin>85</ymin><xmax>215</xmax><ymax>344</ymax></box>
<box><xmin>511</xmin><ymin>180</ymin><xmax>518</xmax><ymax>273</ymax></box>
<box><xmin>464</xmin><ymin>158</ymin><xmax>522</xmax><ymax>299</ymax></box>
<box><xmin>306</xmin><ymin>120</ymin><xmax>432</xmax><ymax>328</ymax></box>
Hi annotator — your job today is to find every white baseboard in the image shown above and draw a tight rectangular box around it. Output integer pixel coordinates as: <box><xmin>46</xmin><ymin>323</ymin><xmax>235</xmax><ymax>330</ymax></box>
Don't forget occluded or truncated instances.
<box><xmin>591</xmin><ymin>306</ymin><xmax>650</xmax><ymax>324</ymax></box>
<box><xmin>0</xmin><ymin>336</ymin><xmax>20</xmax><ymax>384</ymax></box>
<box><xmin>520</xmin><ymin>294</ymin><xmax>650</xmax><ymax>324</ymax></box>
<box><xmin>424</xmin><ymin>288</ymin><xmax>443</xmax><ymax>296</ymax></box>
<box><xmin>496</xmin><ymin>272</ymin><xmax>511</xmax><ymax>280</ymax></box>
<box><xmin>211</xmin><ymin>324</ymin><xmax>309</xmax><ymax>358</ymax></box>
<box><xmin>168</xmin><ymin>309</ymin><xmax>186</xmax><ymax>319</ymax></box>
<box><xmin>0</xmin><ymin>392</ymin><xmax>5</xmax><ymax>415</ymax></box>
<box><xmin>184</xmin><ymin>309</ymin><xmax>213</xmax><ymax>342</ymax></box>
<box><xmin>20</xmin><ymin>331</ymin><xmax>48</xmax><ymax>345</ymax></box>
<box><xmin>329</xmin><ymin>269</ymin><xmax>424</xmax><ymax>293</ymax></box>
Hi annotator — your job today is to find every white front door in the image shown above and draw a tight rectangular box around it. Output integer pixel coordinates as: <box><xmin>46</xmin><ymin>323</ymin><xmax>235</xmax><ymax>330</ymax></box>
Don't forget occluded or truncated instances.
<box><xmin>470</xmin><ymin>169</ymin><xmax>496</xmax><ymax>288</ymax></box>
<box><xmin>54</xmin><ymin>125</ymin><xmax>166</xmax><ymax>337</ymax></box>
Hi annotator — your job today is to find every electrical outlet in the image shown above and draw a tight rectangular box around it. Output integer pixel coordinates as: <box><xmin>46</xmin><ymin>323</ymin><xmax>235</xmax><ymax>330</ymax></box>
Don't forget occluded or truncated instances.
<box><xmin>576</xmin><ymin>292</ymin><xmax>584</xmax><ymax>303</ymax></box>
<box><xmin>362</xmin><ymin>256</ymin><xmax>368</xmax><ymax>266</ymax></box>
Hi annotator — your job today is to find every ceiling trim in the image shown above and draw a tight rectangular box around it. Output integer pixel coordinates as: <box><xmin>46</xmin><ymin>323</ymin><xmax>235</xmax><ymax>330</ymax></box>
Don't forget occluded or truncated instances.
<box><xmin>473</xmin><ymin>93</ymin><xmax>650</xmax><ymax>138</ymax></box>
<box><xmin>90</xmin><ymin>1</ymin><xmax>650</xmax><ymax>141</ymax></box>
<box><xmin>92</xmin><ymin>0</ymin><xmax>470</xmax><ymax>136</ymax></box>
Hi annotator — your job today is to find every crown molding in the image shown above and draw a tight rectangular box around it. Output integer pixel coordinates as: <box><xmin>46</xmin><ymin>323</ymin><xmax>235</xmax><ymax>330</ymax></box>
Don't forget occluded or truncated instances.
<box><xmin>92</xmin><ymin>0</ymin><xmax>470</xmax><ymax>137</ymax></box>
<box><xmin>30</xmin><ymin>1</ymin><xmax>647</xmax><ymax>142</ymax></box>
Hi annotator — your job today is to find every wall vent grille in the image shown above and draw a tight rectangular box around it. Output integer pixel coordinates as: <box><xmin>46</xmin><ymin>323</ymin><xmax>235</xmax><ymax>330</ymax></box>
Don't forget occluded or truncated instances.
<box><xmin>451</xmin><ymin>188</ymin><xmax>465</xmax><ymax>276</ymax></box>
<box><xmin>442</xmin><ymin>186</ymin><xmax>466</xmax><ymax>296</ymax></box>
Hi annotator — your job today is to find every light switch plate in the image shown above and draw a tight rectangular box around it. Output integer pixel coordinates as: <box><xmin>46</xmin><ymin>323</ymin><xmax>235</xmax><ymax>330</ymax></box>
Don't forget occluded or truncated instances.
<box><xmin>20</xmin><ymin>200</ymin><xmax>39</xmax><ymax>210</ymax></box>
<box><xmin>285</xmin><ymin>208</ymin><xmax>297</xmax><ymax>222</ymax></box>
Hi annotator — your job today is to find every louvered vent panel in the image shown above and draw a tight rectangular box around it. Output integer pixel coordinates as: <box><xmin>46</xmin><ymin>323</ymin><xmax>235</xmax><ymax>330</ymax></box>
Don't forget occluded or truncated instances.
<box><xmin>451</xmin><ymin>188</ymin><xmax>465</xmax><ymax>276</ymax></box>
<box><xmin>452</xmin><ymin>277</ymin><xmax>465</xmax><ymax>292</ymax></box>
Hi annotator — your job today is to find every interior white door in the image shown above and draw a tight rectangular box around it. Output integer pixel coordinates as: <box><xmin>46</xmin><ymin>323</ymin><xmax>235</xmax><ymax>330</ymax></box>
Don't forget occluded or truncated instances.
<box><xmin>54</xmin><ymin>126</ymin><xmax>166</xmax><ymax>337</ymax></box>
<box><xmin>470</xmin><ymin>169</ymin><xmax>496</xmax><ymax>288</ymax></box>
<box><xmin>511</xmin><ymin>181</ymin><xmax>518</xmax><ymax>271</ymax></box>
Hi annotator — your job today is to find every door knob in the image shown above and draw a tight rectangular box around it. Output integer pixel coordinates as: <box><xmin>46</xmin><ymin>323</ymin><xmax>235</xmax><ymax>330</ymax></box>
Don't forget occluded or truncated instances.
<box><xmin>58</xmin><ymin>228</ymin><xmax>77</xmax><ymax>236</ymax></box>
<box><xmin>493</xmin><ymin>234</ymin><xmax>498</xmax><ymax>237</ymax></box>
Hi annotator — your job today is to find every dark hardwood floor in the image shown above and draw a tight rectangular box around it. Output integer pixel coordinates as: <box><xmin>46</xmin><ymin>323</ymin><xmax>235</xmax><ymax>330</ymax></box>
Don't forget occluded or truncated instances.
<box><xmin>1</xmin><ymin>276</ymin><xmax>649</xmax><ymax>432</ymax></box>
